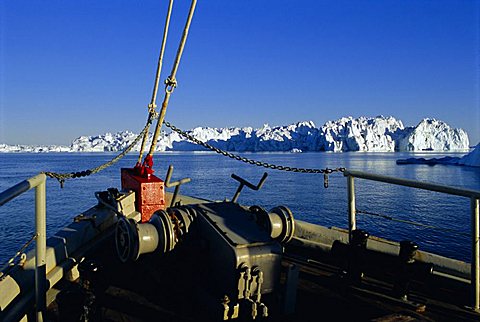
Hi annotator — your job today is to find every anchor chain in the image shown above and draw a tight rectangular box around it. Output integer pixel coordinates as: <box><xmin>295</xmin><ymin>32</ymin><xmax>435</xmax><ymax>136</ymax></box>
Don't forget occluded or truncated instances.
<box><xmin>41</xmin><ymin>0</ymin><xmax>343</xmax><ymax>189</ymax></box>
<box><xmin>43</xmin><ymin>118</ymin><xmax>345</xmax><ymax>188</ymax></box>
<box><xmin>163</xmin><ymin>121</ymin><xmax>346</xmax><ymax>187</ymax></box>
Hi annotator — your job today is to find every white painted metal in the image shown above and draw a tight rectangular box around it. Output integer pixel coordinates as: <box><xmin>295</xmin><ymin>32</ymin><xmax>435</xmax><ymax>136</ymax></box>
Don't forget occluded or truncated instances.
<box><xmin>344</xmin><ymin>169</ymin><xmax>480</xmax><ymax>311</ymax></box>
<box><xmin>0</xmin><ymin>174</ymin><xmax>47</xmax><ymax>321</ymax></box>
<box><xmin>344</xmin><ymin>169</ymin><xmax>480</xmax><ymax>199</ymax></box>
<box><xmin>472</xmin><ymin>198</ymin><xmax>480</xmax><ymax>311</ymax></box>
<box><xmin>34</xmin><ymin>174</ymin><xmax>46</xmax><ymax>322</ymax></box>
<box><xmin>347</xmin><ymin>175</ymin><xmax>356</xmax><ymax>242</ymax></box>
<box><xmin>0</xmin><ymin>173</ymin><xmax>47</xmax><ymax>321</ymax></box>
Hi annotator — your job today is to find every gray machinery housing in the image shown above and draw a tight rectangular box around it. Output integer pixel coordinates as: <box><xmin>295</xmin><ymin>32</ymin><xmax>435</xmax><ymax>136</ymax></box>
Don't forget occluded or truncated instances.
<box><xmin>115</xmin><ymin>201</ymin><xmax>295</xmax><ymax>320</ymax></box>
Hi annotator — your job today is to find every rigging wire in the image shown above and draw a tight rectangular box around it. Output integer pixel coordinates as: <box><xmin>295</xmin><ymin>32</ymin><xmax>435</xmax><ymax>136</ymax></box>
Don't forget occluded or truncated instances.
<box><xmin>356</xmin><ymin>209</ymin><xmax>470</xmax><ymax>237</ymax></box>
<box><xmin>43</xmin><ymin>0</ymin><xmax>344</xmax><ymax>187</ymax></box>
<box><xmin>44</xmin><ymin>0</ymin><xmax>200</xmax><ymax>185</ymax></box>
<box><xmin>147</xmin><ymin>0</ymin><xmax>198</xmax><ymax>157</ymax></box>
<box><xmin>0</xmin><ymin>233</ymin><xmax>37</xmax><ymax>277</ymax></box>
<box><xmin>137</xmin><ymin>0</ymin><xmax>175</xmax><ymax>164</ymax></box>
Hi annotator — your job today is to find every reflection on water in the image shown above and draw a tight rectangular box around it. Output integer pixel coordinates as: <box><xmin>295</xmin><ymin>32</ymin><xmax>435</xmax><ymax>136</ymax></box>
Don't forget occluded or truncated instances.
<box><xmin>0</xmin><ymin>152</ymin><xmax>478</xmax><ymax>263</ymax></box>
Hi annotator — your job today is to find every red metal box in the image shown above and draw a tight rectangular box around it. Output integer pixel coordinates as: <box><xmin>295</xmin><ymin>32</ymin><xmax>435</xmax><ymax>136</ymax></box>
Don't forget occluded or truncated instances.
<box><xmin>121</xmin><ymin>168</ymin><xmax>166</xmax><ymax>222</ymax></box>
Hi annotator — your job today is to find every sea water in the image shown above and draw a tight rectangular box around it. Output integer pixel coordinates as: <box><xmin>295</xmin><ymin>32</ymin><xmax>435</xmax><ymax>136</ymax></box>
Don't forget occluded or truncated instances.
<box><xmin>0</xmin><ymin>152</ymin><xmax>479</xmax><ymax>264</ymax></box>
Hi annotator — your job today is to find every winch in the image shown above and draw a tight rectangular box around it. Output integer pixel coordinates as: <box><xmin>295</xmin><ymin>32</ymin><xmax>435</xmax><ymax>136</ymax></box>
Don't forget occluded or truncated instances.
<box><xmin>113</xmin><ymin>194</ymin><xmax>295</xmax><ymax>320</ymax></box>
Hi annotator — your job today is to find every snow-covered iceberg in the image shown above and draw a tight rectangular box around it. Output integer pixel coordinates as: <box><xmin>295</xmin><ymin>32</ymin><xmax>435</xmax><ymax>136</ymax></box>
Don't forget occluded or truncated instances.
<box><xmin>318</xmin><ymin>116</ymin><xmax>403</xmax><ymax>152</ymax></box>
<box><xmin>71</xmin><ymin>131</ymin><xmax>139</xmax><ymax>152</ymax></box>
<box><xmin>65</xmin><ymin>116</ymin><xmax>468</xmax><ymax>153</ymax></box>
<box><xmin>396</xmin><ymin>119</ymin><xmax>469</xmax><ymax>152</ymax></box>
<box><xmin>0</xmin><ymin>143</ymin><xmax>71</xmax><ymax>153</ymax></box>
<box><xmin>397</xmin><ymin>144</ymin><xmax>480</xmax><ymax>168</ymax></box>
<box><xmin>0</xmin><ymin>116</ymin><xmax>471</xmax><ymax>153</ymax></box>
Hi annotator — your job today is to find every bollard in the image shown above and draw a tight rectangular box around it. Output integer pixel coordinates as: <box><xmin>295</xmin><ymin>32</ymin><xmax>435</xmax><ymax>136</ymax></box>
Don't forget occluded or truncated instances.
<box><xmin>393</xmin><ymin>241</ymin><xmax>418</xmax><ymax>300</ymax></box>
<box><xmin>348</xmin><ymin>229</ymin><xmax>370</xmax><ymax>284</ymax></box>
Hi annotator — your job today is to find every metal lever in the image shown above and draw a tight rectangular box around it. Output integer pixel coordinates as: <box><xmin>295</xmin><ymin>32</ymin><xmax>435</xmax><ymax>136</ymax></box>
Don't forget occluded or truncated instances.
<box><xmin>231</xmin><ymin>172</ymin><xmax>268</xmax><ymax>203</ymax></box>
<box><xmin>165</xmin><ymin>165</ymin><xmax>191</xmax><ymax>207</ymax></box>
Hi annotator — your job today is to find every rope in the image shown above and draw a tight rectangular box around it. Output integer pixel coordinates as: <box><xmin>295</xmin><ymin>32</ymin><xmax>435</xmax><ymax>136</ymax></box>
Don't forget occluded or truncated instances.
<box><xmin>163</xmin><ymin>121</ymin><xmax>346</xmax><ymax>177</ymax></box>
<box><xmin>44</xmin><ymin>115</ymin><xmax>157</xmax><ymax>187</ymax></box>
<box><xmin>356</xmin><ymin>209</ymin><xmax>470</xmax><ymax>236</ymax></box>
<box><xmin>0</xmin><ymin>233</ymin><xmax>37</xmax><ymax>278</ymax></box>
<box><xmin>44</xmin><ymin>0</ymin><xmax>189</xmax><ymax>186</ymax></box>
<box><xmin>137</xmin><ymin>0</ymin><xmax>175</xmax><ymax>164</ymax></box>
<box><xmin>40</xmin><ymin>0</ymin><xmax>344</xmax><ymax>188</ymax></box>
<box><xmin>148</xmin><ymin>0</ymin><xmax>197</xmax><ymax>156</ymax></box>
<box><xmin>43</xmin><ymin>118</ymin><xmax>346</xmax><ymax>189</ymax></box>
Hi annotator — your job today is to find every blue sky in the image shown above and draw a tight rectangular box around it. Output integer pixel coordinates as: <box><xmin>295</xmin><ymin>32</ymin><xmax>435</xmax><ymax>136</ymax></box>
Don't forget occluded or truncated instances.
<box><xmin>1</xmin><ymin>0</ymin><xmax>479</xmax><ymax>145</ymax></box>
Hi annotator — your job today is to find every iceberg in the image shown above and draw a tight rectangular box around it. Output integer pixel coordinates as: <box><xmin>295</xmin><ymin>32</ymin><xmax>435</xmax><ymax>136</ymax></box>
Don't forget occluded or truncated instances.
<box><xmin>396</xmin><ymin>144</ymin><xmax>480</xmax><ymax>168</ymax></box>
<box><xmin>0</xmin><ymin>116</ymin><xmax>471</xmax><ymax>154</ymax></box>
<box><xmin>396</xmin><ymin>119</ymin><xmax>469</xmax><ymax>152</ymax></box>
<box><xmin>318</xmin><ymin>116</ymin><xmax>403</xmax><ymax>152</ymax></box>
<box><xmin>0</xmin><ymin>143</ymin><xmax>71</xmax><ymax>153</ymax></box>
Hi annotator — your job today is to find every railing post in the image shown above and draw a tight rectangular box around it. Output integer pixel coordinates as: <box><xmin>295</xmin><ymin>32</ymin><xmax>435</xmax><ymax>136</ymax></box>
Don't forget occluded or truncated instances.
<box><xmin>347</xmin><ymin>175</ymin><xmax>356</xmax><ymax>242</ymax></box>
<box><xmin>34</xmin><ymin>174</ymin><xmax>47</xmax><ymax>322</ymax></box>
<box><xmin>472</xmin><ymin>197</ymin><xmax>480</xmax><ymax>312</ymax></box>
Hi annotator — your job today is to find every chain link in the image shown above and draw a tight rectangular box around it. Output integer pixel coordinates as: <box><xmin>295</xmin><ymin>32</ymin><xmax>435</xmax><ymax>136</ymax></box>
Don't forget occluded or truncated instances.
<box><xmin>163</xmin><ymin>121</ymin><xmax>346</xmax><ymax>178</ymax></box>
<box><xmin>43</xmin><ymin>118</ymin><xmax>345</xmax><ymax>188</ymax></box>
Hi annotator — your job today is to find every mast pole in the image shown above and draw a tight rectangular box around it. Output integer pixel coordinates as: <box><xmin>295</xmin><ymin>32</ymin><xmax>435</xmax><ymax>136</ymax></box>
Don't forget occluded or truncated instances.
<box><xmin>147</xmin><ymin>0</ymin><xmax>197</xmax><ymax>157</ymax></box>
<box><xmin>137</xmin><ymin>0</ymin><xmax>174</xmax><ymax>165</ymax></box>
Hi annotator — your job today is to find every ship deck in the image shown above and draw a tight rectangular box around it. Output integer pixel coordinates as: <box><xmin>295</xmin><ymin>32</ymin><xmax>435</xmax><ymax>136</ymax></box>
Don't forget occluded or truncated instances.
<box><xmin>45</xmin><ymin>234</ymin><xmax>479</xmax><ymax>322</ymax></box>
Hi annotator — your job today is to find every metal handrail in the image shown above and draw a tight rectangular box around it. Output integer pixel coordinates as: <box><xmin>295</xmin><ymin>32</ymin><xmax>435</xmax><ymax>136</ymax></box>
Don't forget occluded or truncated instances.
<box><xmin>0</xmin><ymin>173</ymin><xmax>47</xmax><ymax>322</ymax></box>
<box><xmin>343</xmin><ymin>169</ymin><xmax>480</xmax><ymax>312</ymax></box>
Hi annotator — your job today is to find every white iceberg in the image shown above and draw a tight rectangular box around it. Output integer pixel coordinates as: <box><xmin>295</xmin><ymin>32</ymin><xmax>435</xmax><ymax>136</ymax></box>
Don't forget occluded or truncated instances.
<box><xmin>397</xmin><ymin>144</ymin><xmax>480</xmax><ymax>168</ymax></box>
<box><xmin>396</xmin><ymin>119</ymin><xmax>469</xmax><ymax>152</ymax></box>
<box><xmin>318</xmin><ymin>116</ymin><xmax>403</xmax><ymax>152</ymax></box>
<box><xmin>0</xmin><ymin>116</ymin><xmax>470</xmax><ymax>153</ymax></box>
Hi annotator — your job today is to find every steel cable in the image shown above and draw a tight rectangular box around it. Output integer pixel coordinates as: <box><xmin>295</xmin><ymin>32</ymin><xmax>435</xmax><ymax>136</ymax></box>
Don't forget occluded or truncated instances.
<box><xmin>147</xmin><ymin>0</ymin><xmax>197</xmax><ymax>156</ymax></box>
<box><xmin>137</xmin><ymin>0</ymin><xmax>175</xmax><ymax>164</ymax></box>
<box><xmin>0</xmin><ymin>233</ymin><xmax>37</xmax><ymax>278</ymax></box>
<box><xmin>356</xmin><ymin>209</ymin><xmax>470</xmax><ymax>236</ymax></box>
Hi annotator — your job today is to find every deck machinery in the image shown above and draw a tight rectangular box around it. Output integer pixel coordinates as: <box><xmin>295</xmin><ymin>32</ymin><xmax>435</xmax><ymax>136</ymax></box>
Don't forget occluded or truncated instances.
<box><xmin>112</xmin><ymin>173</ymin><xmax>296</xmax><ymax>320</ymax></box>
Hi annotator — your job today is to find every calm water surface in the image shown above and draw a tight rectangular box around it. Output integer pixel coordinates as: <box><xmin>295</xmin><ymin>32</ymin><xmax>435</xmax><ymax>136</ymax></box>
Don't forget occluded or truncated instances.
<box><xmin>0</xmin><ymin>152</ymin><xmax>479</xmax><ymax>264</ymax></box>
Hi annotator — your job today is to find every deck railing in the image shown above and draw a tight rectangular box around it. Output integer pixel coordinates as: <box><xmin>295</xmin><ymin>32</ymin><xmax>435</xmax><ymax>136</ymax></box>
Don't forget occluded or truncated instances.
<box><xmin>0</xmin><ymin>171</ymin><xmax>478</xmax><ymax>316</ymax></box>
<box><xmin>344</xmin><ymin>169</ymin><xmax>480</xmax><ymax>312</ymax></box>
<box><xmin>0</xmin><ymin>173</ymin><xmax>47</xmax><ymax>322</ymax></box>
